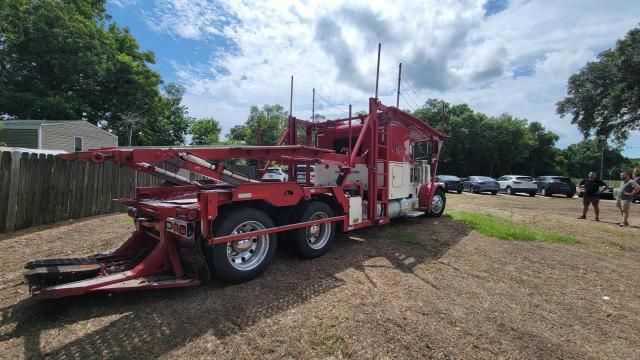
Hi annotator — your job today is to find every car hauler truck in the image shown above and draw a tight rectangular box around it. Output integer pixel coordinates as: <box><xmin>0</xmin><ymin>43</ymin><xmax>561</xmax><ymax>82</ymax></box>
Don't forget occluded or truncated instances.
<box><xmin>24</xmin><ymin>97</ymin><xmax>447</xmax><ymax>297</ymax></box>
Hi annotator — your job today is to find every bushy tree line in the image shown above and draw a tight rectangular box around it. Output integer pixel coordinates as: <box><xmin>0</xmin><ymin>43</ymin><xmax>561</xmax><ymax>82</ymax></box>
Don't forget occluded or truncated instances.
<box><xmin>413</xmin><ymin>99</ymin><xmax>636</xmax><ymax>179</ymax></box>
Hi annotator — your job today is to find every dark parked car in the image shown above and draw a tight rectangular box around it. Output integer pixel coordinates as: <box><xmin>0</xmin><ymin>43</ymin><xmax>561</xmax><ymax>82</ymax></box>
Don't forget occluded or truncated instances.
<box><xmin>577</xmin><ymin>181</ymin><xmax>615</xmax><ymax>200</ymax></box>
<box><xmin>462</xmin><ymin>176</ymin><xmax>500</xmax><ymax>195</ymax></box>
<box><xmin>436</xmin><ymin>175</ymin><xmax>463</xmax><ymax>193</ymax></box>
<box><xmin>534</xmin><ymin>176</ymin><xmax>576</xmax><ymax>197</ymax></box>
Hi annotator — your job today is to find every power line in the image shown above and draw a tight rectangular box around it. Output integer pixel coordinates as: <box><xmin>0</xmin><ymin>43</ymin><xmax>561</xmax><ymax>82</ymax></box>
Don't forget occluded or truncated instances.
<box><xmin>400</xmin><ymin>82</ymin><xmax>420</xmax><ymax>109</ymax></box>
<box><xmin>315</xmin><ymin>93</ymin><xmax>348</xmax><ymax>114</ymax></box>
<box><xmin>399</xmin><ymin>93</ymin><xmax>416</xmax><ymax>111</ymax></box>
<box><xmin>400</xmin><ymin>73</ymin><xmax>427</xmax><ymax>107</ymax></box>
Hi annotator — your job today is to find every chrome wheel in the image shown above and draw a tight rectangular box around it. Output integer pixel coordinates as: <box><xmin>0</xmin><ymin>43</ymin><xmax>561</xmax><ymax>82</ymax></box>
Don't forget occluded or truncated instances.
<box><xmin>431</xmin><ymin>194</ymin><xmax>444</xmax><ymax>214</ymax></box>
<box><xmin>306</xmin><ymin>212</ymin><xmax>331</xmax><ymax>250</ymax></box>
<box><xmin>226</xmin><ymin>221</ymin><xmax>269</xmax><ymax>271</ymax></box>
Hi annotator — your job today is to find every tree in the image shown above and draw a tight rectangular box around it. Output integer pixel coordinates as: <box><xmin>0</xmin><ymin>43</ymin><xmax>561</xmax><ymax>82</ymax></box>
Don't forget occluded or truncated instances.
<box><xmin>227</xmin><ymin>104</ymin><xmax>288</xmax><ymax>145</ymax></box>
<box><xmin>0</xmin><ymin>0</ymin><xmax>187</xmax><ymax>145</ymax></box>
<box><xmin>562</xmin><ymin>139</ymin><xmax>629</xmax><ymax>179</ymax></box>
<box><xmin>557</xmin><ymin>27</ymin><xmax>640</xmax><ymax>144</ymax></box>
<box><xmin>190</xmin><ymin>117</ymin><xmax>221</xmax><ymax>145</ymax></box>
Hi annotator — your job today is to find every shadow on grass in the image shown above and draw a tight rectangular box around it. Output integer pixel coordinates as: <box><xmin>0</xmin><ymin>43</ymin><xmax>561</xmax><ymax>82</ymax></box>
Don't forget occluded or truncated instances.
<box><xmin>0</xmin><ymin>217</ymin><xmax>469</xmax><ymax>358</ymax></box>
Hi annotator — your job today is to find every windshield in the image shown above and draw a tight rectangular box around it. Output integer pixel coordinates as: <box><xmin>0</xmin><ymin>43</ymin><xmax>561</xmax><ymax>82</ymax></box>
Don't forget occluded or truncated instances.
<box><xmin>476</xmin><ymin>176</ymin><xmax>495</xmax><ymax>181</ymax></box>
<box><xmin>439</xmin><ymin>175</ymin><xmax>460</xmax><ymax>181</ymax></box>
<box><xmin>516</xmin><ymin>176</ymin><xmax>533</xmax><ymax>181</ymax></box>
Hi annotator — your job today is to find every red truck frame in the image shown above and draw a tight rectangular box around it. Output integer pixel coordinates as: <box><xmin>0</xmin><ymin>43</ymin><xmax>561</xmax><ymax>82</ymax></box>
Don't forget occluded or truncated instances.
<box><xmin>25</xmin><ymin>98</ymin><xmax>446</xmax><ymax>297</ymax></box>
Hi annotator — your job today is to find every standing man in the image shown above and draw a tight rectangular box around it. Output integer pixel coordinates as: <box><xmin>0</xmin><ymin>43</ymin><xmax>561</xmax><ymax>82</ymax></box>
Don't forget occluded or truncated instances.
<box><xmin>578</xmin><ymin>171</ymin><xmax>606</xmax><ymax>221</ymax></box>
<box><xmin>617</xmin><ymin>170</ymin><xmax>638</xmax><ymax>227</ymax></box>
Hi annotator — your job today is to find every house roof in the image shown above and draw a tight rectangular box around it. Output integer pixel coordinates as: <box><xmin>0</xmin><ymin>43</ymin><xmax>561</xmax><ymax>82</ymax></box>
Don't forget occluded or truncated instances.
<box><xmin>1</xmin><ymin>120</ymin><xmax>117</xmax><ymax>139</ymax></box>
<box><xmin>2</xmin><ymin>120</ymin><xmax>84</xmax><ymax>126</ymax></box>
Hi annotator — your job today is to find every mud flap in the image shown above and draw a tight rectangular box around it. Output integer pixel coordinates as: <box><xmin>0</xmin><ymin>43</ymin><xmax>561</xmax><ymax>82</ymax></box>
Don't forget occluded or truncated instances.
<box><xmin>174</xmin><ymin>229</ymin><xmax>211</xmax><ymax>284</ymax></box>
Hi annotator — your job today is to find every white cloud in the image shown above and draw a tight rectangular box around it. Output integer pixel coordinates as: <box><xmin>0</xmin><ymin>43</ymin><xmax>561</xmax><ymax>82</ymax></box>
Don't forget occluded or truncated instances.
<box><xmin>141</xmin><ymin>0</ymin><xmax>640</xmax><ymax>156</ymax></box>
<box><xmin>109</xmin><ymin>0</ymin><xmax>139</xmax><ymax>7</ymax></box>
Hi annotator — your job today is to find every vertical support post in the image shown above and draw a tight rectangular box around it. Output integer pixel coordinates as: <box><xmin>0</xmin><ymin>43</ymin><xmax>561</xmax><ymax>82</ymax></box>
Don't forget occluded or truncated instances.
<box><xmin>288</xmin><ymin>75</ymin><xmax>296</xmax><ymax>181</ymax></box>
<box><xmin>312</xmin><ymin>88</ymin><xmax>315</xmax><ymax>122</ymax></box>
<box><xmin>396</xmin><ymin>62</ymin><xmax>402</xmax><ymax>108</ymax></box>
<box><xmin>368</xmin><ymin>98</ymin><xmax>379</xmax><ymax>222</ymax></box>
<box><xmin>348</xmin><ymin>105</ymin><xmax>352</xmax><ymax>167</ymax></box>
<box><xmin>374</xmin><ymin>43</ymin><xmax>381</xmax><ymax>99</ymax></box>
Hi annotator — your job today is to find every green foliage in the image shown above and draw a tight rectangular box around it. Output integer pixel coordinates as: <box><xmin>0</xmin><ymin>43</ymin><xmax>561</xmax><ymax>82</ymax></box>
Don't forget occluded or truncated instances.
<box><xmin>447</xmin><ymin>211</ymin><xmax>579</xmax><ymax>244</ymax></box>
<box><xmin>190</xmin><ymin>117</ymin><xmax>221</xmax><ymax>145</ymax></box>
<box><xmin>227</xmin><ymin>104</ymin><xmax>288</xmax><ymax>145</ymax></box>
<box><xmin>557</xmin><ymin>27</ymin><xmax>640</xmax><ymax>143</ymax></box>
<box><xmin>0</xmin><ymin>0</ymin><xmax>189</xmax><ymax>145</ymax></box>
<box><xmin>563</xmin><ymin>138</ymin><xmax>631</xmax><ymax>179</ymax></box>
<box><xmin>414</xmin><ymin>99</ymin><xmax>564</xmax><ymax>177</ymax></box>
<box><xmin>0</xmin><ymin>122</ymin><xmax>5</xmax><ymax>146</ymax></box>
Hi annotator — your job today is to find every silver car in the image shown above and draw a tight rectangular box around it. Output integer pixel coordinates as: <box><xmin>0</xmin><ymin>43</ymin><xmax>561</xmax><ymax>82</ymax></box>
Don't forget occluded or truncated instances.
<box><xmin>497</xmin><ymin>175</ymin><xmax>537</xmax><ymax>196</ymax></box>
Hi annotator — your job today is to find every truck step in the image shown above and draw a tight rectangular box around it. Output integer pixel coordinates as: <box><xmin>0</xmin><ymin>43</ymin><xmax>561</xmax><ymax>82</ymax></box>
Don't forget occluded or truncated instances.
<box><xmin>405</xmin><ymin>211</ymin><xmax>425</xmax><ymax>217</ymax></box>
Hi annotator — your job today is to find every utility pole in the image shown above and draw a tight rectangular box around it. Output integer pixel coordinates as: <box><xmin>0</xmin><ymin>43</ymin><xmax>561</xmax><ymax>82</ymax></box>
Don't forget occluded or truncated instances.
<box><xmin>600</xmin><ymin>137</ymin><xmax>605</xmax><ymax>178</ymax></box>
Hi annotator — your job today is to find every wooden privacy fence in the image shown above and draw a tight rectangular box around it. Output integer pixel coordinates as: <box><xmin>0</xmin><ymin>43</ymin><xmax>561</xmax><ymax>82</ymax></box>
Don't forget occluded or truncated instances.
<box><xmin>0</xmin><ymin>150</ymin><xmax>260</xmax><ymax>234</ymax></box>
<box><xmin>0</xmin><ymin>150</ymin><xmax>162</xmax><ymax>233</ymax></box>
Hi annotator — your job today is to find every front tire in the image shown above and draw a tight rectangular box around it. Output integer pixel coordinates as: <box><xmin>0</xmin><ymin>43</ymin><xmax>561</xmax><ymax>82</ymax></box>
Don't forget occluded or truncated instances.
<box><xmin>506</xmin><ymin>186</ymin><xmax>513</xmax><ymax>195</ymax></box>
<box><xmin>491</xmin><ymin>191</ymin><xmax>497</xmax><ymax>195</ymax></box>
<box><xmin>428</xmin><ymin>188</ymin><xmax>446</xmax><ymax>217</ymax></box>
<box><xmin>208</xmin><ymin>207</ymin><xmax>277</xmax><ymax>283</ymax></box>
<box><xmin>529</xmin><ymin>192</ymin><xmax>536</xmax><ymax>197</ymax></box>
<box><xmin>541</xmin><ymin>187</ymin><xmax>551</xmax><ymax>197</ymax></box>
<box><xmin>288</xmin><ymin>201</ymin><xmax>336</xmax><ymax>259</ymax></box>
<box><xmin>566</xmin><ymin>193</ymin><xmax>575</xmax><ymax>198</ymax></box>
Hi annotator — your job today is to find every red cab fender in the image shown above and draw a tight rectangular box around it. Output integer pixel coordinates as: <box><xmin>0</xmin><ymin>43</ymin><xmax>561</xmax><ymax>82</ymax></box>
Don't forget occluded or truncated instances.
<box><xmin>418</xmin><ymin>182</ymin><xmax>445</xmax><ymax>211</ymax></box>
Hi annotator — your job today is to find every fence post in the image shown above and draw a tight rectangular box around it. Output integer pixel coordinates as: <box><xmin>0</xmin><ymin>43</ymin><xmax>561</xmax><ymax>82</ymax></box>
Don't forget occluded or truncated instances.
<box><xmin>5</xmin><ymin>151</ymin><xmax>22</xmax><ymax>231</ymax></box>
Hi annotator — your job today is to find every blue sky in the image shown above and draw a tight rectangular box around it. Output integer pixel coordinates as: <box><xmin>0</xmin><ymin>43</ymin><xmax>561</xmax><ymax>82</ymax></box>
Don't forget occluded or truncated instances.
<box><xmin>107</xmin><ymin>0</ymin><xmax>640</xmax><ymax>158</ymax></box>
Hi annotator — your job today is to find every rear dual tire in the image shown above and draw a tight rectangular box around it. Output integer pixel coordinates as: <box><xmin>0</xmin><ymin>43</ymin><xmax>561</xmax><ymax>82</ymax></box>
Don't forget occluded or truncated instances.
<box><xmin>208</xmin><ymin>207</ymin><xmax>277</xmax><ymax>284</ymax></box>
<box><xmin>285</xmin><ymin>201</ymin><xmax>336</xmax><ymax>259</ymax></box>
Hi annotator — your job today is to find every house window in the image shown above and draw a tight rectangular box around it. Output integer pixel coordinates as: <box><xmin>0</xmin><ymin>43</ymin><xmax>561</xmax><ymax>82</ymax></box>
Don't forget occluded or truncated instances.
<box><xmin>74</xmin><ymin>136</ymin><xmax>83</xmax><ymax>151</ymax></box>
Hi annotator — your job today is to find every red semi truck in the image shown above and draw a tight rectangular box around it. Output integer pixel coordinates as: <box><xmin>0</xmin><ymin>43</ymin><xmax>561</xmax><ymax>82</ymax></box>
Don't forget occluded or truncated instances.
<box><xmin>25</xmin><ymin>98</ymin><xmax>446</xmax><ymax>297</ymax></box>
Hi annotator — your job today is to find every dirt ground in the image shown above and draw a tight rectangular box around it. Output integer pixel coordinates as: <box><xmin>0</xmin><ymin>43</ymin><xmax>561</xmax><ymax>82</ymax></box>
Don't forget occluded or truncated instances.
<box><xmin>0</xmin><ymin>193</ymin><xmax>638</xmax><ymax>359</ymax></box>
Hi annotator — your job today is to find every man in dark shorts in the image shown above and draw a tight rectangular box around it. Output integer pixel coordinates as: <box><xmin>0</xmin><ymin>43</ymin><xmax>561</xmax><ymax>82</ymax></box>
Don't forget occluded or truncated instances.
<box><xmin>578</xmin><ymin>171</ymin><xmax>606</xmax><ymax>221</ymax></box>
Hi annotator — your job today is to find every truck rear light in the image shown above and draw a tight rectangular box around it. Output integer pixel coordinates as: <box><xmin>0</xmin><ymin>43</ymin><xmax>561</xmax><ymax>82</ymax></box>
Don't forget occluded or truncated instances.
<box><xmin>176</xmin><ymin>208</ymin><xmax>199</xmax><ymax>221</ymax></box>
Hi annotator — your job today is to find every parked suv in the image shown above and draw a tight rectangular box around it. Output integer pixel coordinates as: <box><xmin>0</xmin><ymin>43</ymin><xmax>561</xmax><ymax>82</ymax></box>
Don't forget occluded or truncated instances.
<box><xmin>497</xmin><ymin>175</ymin><xmax>537</xmax><ymax>196</ymax></box>
<box><xmin>261</xmin><ymin>167</ymin><xmax>288</xmax><ymax>182</ymax></box>
<box><xmin>534</xmin><ymin>176</ymin><xmax>576</xmax><ymax>197</ymax></box>
<box><xmin>436</xmin><ymin>175</ymin><xmax>463</xmax><ymax>193</ymax></box>
<box><xmin>462</xmin><ymin>176</ymin><xmax>500</xmax><ymax>194</ymax></box>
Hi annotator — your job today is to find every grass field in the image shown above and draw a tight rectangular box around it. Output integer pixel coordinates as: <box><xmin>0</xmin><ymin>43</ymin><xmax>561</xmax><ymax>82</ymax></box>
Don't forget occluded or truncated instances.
<box><xmin>447</xmin><ymin>210</ymin><xmax>579</xmax><ymax>243</ymax></box>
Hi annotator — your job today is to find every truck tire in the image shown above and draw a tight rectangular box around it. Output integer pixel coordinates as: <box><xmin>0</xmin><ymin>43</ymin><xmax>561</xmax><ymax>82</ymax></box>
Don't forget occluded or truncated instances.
<box><xmin>208</xmin><ymin>207</ymin><xmax>277</xmax><ymax>284</ymax></box>
<box><xmin>428</xmin><ymin>188</ymin><xmax>446</xmax><ymax>217</ymax></box>
<box><xmin>288</xmin><ymin>201</ymin><xmax>336</xmax><ymax>259</ymax></box>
